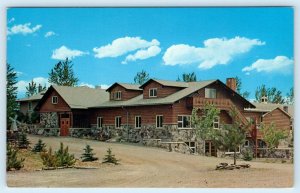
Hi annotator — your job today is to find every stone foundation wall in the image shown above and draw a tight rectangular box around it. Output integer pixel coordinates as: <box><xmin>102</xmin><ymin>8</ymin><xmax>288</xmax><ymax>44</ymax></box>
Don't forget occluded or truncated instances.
<box><xmin>40</xmin><ymin>112</ymin><xmax>58</xmax><ymax>128</ymax></box>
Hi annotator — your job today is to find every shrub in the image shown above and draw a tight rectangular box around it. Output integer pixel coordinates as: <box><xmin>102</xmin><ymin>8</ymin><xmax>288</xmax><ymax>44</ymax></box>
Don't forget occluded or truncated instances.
<box><xmin>242</xmin><ymin>149</ymin><xmax>253</xmax><ymax>161</ymax></box>
<box><xmin>55</xmin><ymin>142</ymin><xmax>76</xmax><ymax>167</ymax></box>
<box><xmin>81</xmin><ymin>144</ymin><xmax>98</xmax><ymax>162</ymax></box>
<box><xmin>102</xmin><ymin>148</ymin><xmax>119</xmax><ymax>165</ymax></box>
<box><xmin>32</xmin><ymin>139</ymin><xmax>46</xmax><ymax>153</ymax></box>
<box><xmin>7</xmin><ymin>143</ymin><xmax>25</xmax><ymax>171</ymax></box>
<box><xmin>40</xmin><ymin>147</ymin><xmax>57</xmax><ymax>168</ymax></box>
<box><xmin>18</xmin><ymin>132</ymin><xmax>30</xmax><ymax>149</ymax></box>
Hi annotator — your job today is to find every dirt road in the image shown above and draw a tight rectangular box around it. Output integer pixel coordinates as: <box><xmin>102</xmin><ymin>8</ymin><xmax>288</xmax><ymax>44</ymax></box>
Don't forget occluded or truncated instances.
<box><xmin>7</xmin><ymin>135</ymin><xmax>293</xmax><ymax>187</ymax></box>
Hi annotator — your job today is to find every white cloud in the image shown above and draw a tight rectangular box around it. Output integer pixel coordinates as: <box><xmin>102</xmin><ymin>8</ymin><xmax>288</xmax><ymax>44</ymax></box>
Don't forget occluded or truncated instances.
<box><xmin>122</xmin><ymin>45</ymin><xmax>161</xmax><ymax>64</ymax></box>
<box><xmin>45</xmin><ymin>31</ymin><xmax>56</xmax><ymax>38</ymax></box>
<box><xmin>8</xmin><ymin>17</ymin><xmax>15</xmax><ymax>23</ymax></box>
<box><xmin>16</xmin><ymin>77</ymin><xmax>50</xmax><ymax>96</ymax></box>
<box><xmin>51</xmin><ymin>45</ymin><xmax>89</xmax><ymax>60</ymax></box>
<box><xmin>242</xmin><ymin>56</ymin><xmax>293</xmax><ymax>74</ymax></box>
<box><xmin>93</xmin><ymin>37</ymin><xmax>160</xmax><ymax>58</ymax></box>
<box><xmin>98</xmin><ymin>84</ymin><xmax>110</xmax><ymax>89</ymax></box>
<box><xmin>7</xmin><ymin>23</ymin><xmax>42</xmax><ymax>35</ymax></box>
<box><xmin>78</xmin><ymin>82</ymin><xmax>95</xmax><ymax>88</ymax></box>
<box><xmin>163</xmin><ymin>36</ymin><xmax>265</xmax><ymax>70</ymax></box>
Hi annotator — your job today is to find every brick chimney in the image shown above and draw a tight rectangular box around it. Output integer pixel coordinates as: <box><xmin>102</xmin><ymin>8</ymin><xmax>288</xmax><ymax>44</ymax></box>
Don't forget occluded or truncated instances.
<box><xmin>226</xmin><ymin>78</ymin><xmax>237</xmax><ymax>91</ymax></box>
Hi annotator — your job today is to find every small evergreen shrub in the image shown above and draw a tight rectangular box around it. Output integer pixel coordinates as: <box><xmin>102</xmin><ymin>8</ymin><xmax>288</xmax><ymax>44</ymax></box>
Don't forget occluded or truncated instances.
<box><xmin>55</xmin><ymin>142</ymin><xmax>76</xmax><ymax>167</ymax></box>
<box><xmin>40</xmin><ymin>147</ymin><xmax>57</xmax><ymax>168</ymax></box>
<box><xmin>81</xmin><ymin>144</ymin><xmax>98</xmax><ymax>162</ymax></box>
<box><xmin>7</xmin><ymin>144</ymin><xmax>25</xmax><ymax>171</ymax></box>
<box><xmin>243</xmin><ymin>149</ymin><xmax>253</xmax><ymax>161</ymax></box>
<box><xmin>18</xmin><ymin>132</ymin><xmax>30</xmax><ymax>149</ymax></box>
<box><xmin>32</xmin><ymin>139</ymin><xmax>46</xmax><ymax>153</ymax></box>
<box><xmin>102</xmin><ymin>148</ymin><xmax>119</xmax><ymax>165</ymax></box>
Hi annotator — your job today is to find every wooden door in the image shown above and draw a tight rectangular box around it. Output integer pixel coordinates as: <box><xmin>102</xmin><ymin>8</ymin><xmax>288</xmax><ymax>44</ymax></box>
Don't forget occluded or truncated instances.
<box><xmin>205</xmin><ymin>141</ymin><xmax>217</xmax><ymax>157</ymax></box>
<box><xmin>60</xmin><ymin>118</ymin><xmax>70</xmax><ymax>136</ymax></box>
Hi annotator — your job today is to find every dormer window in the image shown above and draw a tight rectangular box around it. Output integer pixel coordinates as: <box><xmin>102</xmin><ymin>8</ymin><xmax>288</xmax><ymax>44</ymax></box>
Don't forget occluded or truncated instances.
<box><xmin>52</xmin><ymin>96</ymin><xmax>58</xmax><ymax>104</ymax></box>
<box><xmin>114</xmin><ymin>91</ymin><xmax>122</xmax><ymax>100</ymax></box>
<box><xmin>149</xmin><ymin>88</ymin><xmax>157</xmax><ymax>97</ymax></box>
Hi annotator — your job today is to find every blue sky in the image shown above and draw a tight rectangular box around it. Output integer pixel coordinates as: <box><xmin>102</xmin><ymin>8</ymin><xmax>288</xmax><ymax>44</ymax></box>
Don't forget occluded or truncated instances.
<box><xmin>7</xmin><ymin>7</ymin><xmax>294</xmax><ymax>99</ymax></box>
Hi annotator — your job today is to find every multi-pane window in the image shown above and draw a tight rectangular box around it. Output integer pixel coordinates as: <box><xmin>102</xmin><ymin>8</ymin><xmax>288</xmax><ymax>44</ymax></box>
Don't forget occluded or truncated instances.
<box><xmin>213</xmin><ymin>116</ymin><xmax>220</xmax><ymax>129</ymax></box>
<box><xmin>178</xmin><ymin>115</ymin><xmax>191</xmax><ymax>128</ymax></box>
<box><xmin>115</xmin><ymin>116</ymin><xmax>122</xmax><ymax>128</ymax></box>
<box><xmin>135</xmin><ymin>116</ymin><xmax>141</xmax><ymax>128</ymax></box>
<box><xmin>52</xmin><ymin>96</ymin><xmax>58</xmax><ymax>104</ymax></box>
<box><xmin>114</xmin><ymin>91</ymin><xmax>122</xmax><ymax>100</ymax></box>
<box><xmin>97</xmin><ymin>117</ymin><xmax>103</xmax><ymax>128</ymax></box>
<box><xmin>156</xmin><ymin>115</ymin><xmax>163</xmax><ymax>128</ymax></box>
<box><xmin>28</xmin><ymin>102</ymin><xmax>32</xmax><ymax>111</ymax></box>
<box><xmin>149</xmin><ymin>88</ymin><xmax>157</xmax><ymax>97</ymax></box>
<box><xmin>205</xmin><ymin>88</ymin><xmax>216</xmax><ymax>98</ymax></box>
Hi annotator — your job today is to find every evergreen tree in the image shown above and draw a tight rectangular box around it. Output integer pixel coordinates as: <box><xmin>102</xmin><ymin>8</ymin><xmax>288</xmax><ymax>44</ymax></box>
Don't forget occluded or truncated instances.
<box><xmin>40</xmin><ymin>147</ymin><xmax>57</xmax><ymax>168</ymax></box>
<box><xmin>255</xmin><ymin>84</ymin><xmax>284</xmax><ymax>104</ymax></box>
<box><xmin>55</xmin><ymin>142</ymin><xmax>76</xmax><ymax>167</ymax></box>
<box><xmin>286</xmin><ymin>87</ymin><xmax>294</xmax><ymax>104</ymax></box>
<box><xmin>235</xmin><ymin>76</ymin><xmax>250</xmax><ymax>99</ymax></box>
<box><xmin>7</xmin><ymin>143</ymin><xmax>25</xmax><ymax>171</ymax></box>
<box><xmin>177</xmin><ymin>72</ymin><xmax>197</xmax><ymax>82</ymax></box>
<box><xmin>7</xmin><ymin>63</ymin><xmax>18</xmax><ymax>129</ymax></box>
<box><xmin>102</xmin><ymin>148</ymin><xmax>119</xmax><ymax>165</ymax></box>
<box><xmin>18</xmin><ymin>132</ymin><xmax>30</xmax><ymax>149</ymax></box>
<box><xmin>32</xmin><ymin>139</ymin><xmax>46</xmax><ymax>153</ymax></box>
<box><xmin>48</xmin><ymin>58</ymin><xmax>79</xmax><ymax>86</ymax></box>
<box><xmin>25</xmin><ymin>80</ymin><xmax>37</xmax><ymax>97</ymax></box>
<box><xmin>213</xmin><ymin>107</ymin><xmax>249</xmax><ymax>165</ymax></box>
<box><xmin>134</xmin><ymin>70</ymin><xmax>149</xmax><ymax>85</ymax></box>
<box><xmin>81</xmin><ymin>144</ymin><xmax>98</xmax><ymax>162</ymax></box>
<box><xmin>38</xmin><ymin>83</ymin><xmax>47</xmax><ymax>93</ymax></box>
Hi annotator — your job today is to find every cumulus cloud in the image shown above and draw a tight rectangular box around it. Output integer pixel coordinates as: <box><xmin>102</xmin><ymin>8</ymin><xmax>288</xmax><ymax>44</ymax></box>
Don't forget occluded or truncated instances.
<box><xmin>78</xmin><ymin>82</ymin><xmax>95</xmax><ymax>88</ymax></box>
<box><xmin>93</xmin><ymin>37</ymin><xmax>160</xmax><ymax>58</ymax></box>
<box><xmin>242</xmin><ymin>56</ymin><xmax>293</xmax><ymax>74</ymax></box>
<box><xmin>163</xmin><ymin>36</ymin><xmax>265</xmax><ymax>70</ymax></box>
<box><xmin>122</xmin><ymin>45</ymin><xmax>161</xmax><ymax>64</ymax></box>
<box><xmin>16</xmin><ymin>77</ymin><xmax>50</xmax><ymax>96</ymax></box>
<box><xmin>7</xmin><ymin>23</ymin><xmax>42</xmax><ymax>35</ymax></box>
<box><xmin>45</xmin><ymin>31</ymin><xmax>56</xmax><ymax>38</ymax></box>
<box><xmin>51</xmin><ymin>45</ymin><xmax>88</xmax><ymax>60</ymax></box>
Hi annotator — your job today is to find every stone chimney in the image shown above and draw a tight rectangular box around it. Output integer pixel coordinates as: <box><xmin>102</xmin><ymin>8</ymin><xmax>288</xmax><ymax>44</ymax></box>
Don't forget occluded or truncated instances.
<box><xmin>226</xmin><ymin>78</ymin><xmax>237</xmax><ymax>91</ymax></box>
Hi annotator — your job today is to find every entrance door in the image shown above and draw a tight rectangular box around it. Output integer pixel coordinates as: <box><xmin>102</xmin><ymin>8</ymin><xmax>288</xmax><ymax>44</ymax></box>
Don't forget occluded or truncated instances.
<box><xmin>205</xmin><ymin>140</ymin><xmax>217</xmax><ymax>157</ymax></box>
<box><xmin>60</xmin><ymin>118</ymin><xmax>70</xmax><ymax>136</ymax></box>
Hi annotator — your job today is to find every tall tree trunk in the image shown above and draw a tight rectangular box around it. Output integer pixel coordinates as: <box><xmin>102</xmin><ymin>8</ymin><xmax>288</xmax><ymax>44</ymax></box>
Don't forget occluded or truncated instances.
<box><xmin>233</xmin><ymin>149</ymin><xmax>236</xmax><ymax>165</ymax></box>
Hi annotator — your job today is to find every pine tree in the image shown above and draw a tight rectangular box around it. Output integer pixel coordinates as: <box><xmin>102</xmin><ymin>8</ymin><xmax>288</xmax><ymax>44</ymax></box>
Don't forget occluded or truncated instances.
<box><xmin>32</xmin><ymin>139</ymin><xmax>46</xmax><ymax>153</ymax></box>
<box><xmin>55</xmin><ymin>142</ymin><xmax>76</xmax><ymax>167</ymax></box>
<box><xmin>7</xmin><ymin>63</ymin><xmax>18</xmax><ymax>129</ymax></box>
<box><xmin>40</xmin><ymin>147</ymin><xmax>57</xmax><ymax>168</ymax></box>
<box><xmin>7</xmin><ymin>143</ymin><xmax>25</xmax><ymax>171</ymax></box>
<box><xmin>81</xmin><ymin>144</ymin><xmax>98</xmax><ymax>162</ymax></box>
<box><xmin>25</xmin><ymin>80</ymin><xmax>37</xmax><ymax>97</ymax></box>
<box><xmin>102</xmin><ymin>148</ymin><xmax>119</xmax><ymax>165</ymax></box>
<box><xmin>48</xmin><ymin>58</ymin><xmax>79</xmax><ymax>86</ymax></box>
<box><xmin>134</xmin><ymin>70</ymin><xmax>149</xmax><ymax>85</ymax></box>
<box><xmin>18</xmin><ymin>132</ymin><xmax>30</xmax><ymax>149</ymax></box>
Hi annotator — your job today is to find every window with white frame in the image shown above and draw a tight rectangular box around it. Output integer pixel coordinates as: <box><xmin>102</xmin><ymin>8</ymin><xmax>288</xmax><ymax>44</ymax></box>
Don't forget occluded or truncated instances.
<box><xmin>28</xmin><ymin>102</ymin><xmax>33</xmax><ymax>111</ymax></box>
<box><xmin>149</xmin><ymin>88</ymin><xmax>157</xmax><ymax>97</ymax></box>
<box><xmin>97</xmin><ymin>117</ymin><xmax>103</xmax><ymax>128</ymax></box>
<box><xmin>52</xmin><ymin>96</ymin><xmax>58</xmax><ymax>104</ymax></box>
<box><xmin>115</xmin><ymin>116</ymin><xmax>122</xmax><ymax>128</ymax></box>
<box><xmin>156</xmin><ymin>115</ymin><xmax>163</xmax><ymax>128</ymax></box>
<box><xmin>213</xmin><ymin>116</ymin><xmax>220</xmax><ymax>129</ymax></box>
<box><xmin>114</xmin><ymin>91</ymin><xmax>122</xmax><ymax>100</ymax></box>
<box><xmin>178</xmin><ymin>115</ymin><xmax>191</xmax><ymax>128</ymax></box>
<box><xmin>135</xmin><ymin>116</ymin><xmax>141</xmax><ymax>128</ymax></box>
<box><xmin>244</xmin><ymin>140</ymin><xmax>249</xmax><ymax>147</ymax></box>
<box><xmin>205</xmin><ymin>88</ymin><xmax>216</xmax><ymax>98</ymax></box>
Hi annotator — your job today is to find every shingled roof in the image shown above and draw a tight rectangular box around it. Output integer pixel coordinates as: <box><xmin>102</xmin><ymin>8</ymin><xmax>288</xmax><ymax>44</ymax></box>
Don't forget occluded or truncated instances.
<box><xmin>91</xmin><ymin>80</ymin><xmax>217</xmax><ymax>108</ymax></box>
<box><xmin>140</xmin><ymin>79</ymin><xmax>189</xmax><ymax>88</ymax></box>
<box><xmin>245</xmin><ymin>102</ymin><xmax>294</xmax><ymax>117</ymax></box>
<box><xmin>106</xmin><ymin>83</ymin><xmax>142</xmax><ymax>91</ymax></box>
<box><xmin>17</xmin><ymin>92</ymin><xmax>44</xmax><ymax>102</ymax></box>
